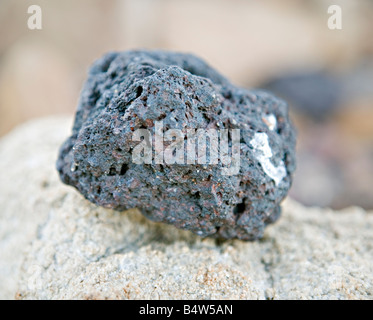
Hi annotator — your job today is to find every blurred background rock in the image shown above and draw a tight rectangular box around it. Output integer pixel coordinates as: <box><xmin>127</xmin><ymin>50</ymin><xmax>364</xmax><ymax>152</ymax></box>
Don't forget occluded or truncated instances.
<box><xmin>0</xmin><ymin>0</ymin><xmax>372</xmax><ymax>209</ymax></box>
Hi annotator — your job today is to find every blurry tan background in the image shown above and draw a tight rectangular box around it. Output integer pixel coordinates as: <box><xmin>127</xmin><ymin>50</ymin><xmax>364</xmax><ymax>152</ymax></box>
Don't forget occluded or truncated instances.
<box><xmin>0</xmin><ymin>0</ymin><xmax>372</xmax><ymax>209</ymax></box>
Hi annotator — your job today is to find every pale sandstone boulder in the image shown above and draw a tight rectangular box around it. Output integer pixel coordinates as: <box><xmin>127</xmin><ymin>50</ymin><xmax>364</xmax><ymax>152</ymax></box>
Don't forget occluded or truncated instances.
<box><xmin>0</xmin><ymin>117</ymin><xmax>372</xmax><ymax>299</ymax></box>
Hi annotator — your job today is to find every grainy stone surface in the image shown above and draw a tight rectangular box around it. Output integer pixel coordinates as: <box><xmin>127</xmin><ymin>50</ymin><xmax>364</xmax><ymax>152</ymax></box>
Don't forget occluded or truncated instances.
<box><xmin>0</xmin><ymin>117</ymin><xmax>372</xmax><ymax>299</ymax></box>
<box><xmin>57</xmin><ymin>50</ymin><xmax>296</xmax><ymax>240</ymax></box>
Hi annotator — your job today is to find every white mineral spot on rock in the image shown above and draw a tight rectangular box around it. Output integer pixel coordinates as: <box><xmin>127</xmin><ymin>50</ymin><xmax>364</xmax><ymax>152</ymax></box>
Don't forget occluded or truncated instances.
<box><xmin>262</xmin><ymin>113</ymin><xmax>277</xmax><ymax>131</ymax></box>
<box><xmin>250</xmin><ymin>132</ymin><xmax>286</xmax><ymax>186</ymax></box>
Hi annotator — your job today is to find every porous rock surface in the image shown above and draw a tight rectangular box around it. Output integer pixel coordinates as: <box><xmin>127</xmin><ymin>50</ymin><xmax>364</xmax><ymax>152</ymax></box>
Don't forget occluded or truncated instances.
<box><xmin>0</xmin><ymin>117</ymin><xmax>372</xmax><ymax>299</ymax></box>
<box><xmin>57</xmin><ymin>50</ymin><xmax>296</xmax><ymax>240</ymax></box>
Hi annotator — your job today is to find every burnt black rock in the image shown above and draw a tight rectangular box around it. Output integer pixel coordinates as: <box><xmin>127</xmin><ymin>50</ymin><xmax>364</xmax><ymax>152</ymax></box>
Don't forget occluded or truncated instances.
<box><xmin>57</xmin><ymin>50</ymin><xmax>296</xmax><ymax>240</ymax></box>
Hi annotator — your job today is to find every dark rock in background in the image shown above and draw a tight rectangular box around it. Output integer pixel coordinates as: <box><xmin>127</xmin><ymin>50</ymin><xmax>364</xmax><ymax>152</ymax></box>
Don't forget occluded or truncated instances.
<box><xmin>57</xmin><ymin>50</ymin><xmax>296</xmax><ymax>240</ymax></box>
<box><xmin>262</xmin><ymin>71</ymin><xmax>343</xmax><ymax>120</ymax></box>
<box><xmin>260</xmin><ymin>63</ymin><xmax>373</xmax><ymax>210</ymax></box>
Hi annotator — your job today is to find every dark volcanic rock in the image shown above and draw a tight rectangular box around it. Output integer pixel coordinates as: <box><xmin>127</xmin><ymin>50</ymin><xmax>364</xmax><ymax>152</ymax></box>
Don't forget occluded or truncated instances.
<box><xmin>57</xmin><ymin>50</ymin><xmax>296</xmax><ymax>240</ymax></box>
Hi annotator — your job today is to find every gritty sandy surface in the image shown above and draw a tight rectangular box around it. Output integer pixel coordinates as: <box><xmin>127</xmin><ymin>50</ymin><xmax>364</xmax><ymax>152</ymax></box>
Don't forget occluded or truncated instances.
<box><xmin>0</xmin><ymin>116</ymin><xmax>372</xmax><ymax>299</ymax></box>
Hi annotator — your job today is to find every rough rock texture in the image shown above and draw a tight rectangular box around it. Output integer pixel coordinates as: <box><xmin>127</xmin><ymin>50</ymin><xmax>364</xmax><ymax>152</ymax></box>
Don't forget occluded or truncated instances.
<box><xmin>57</xmin><ymin>50</ymin><xmax>296</xmax><ymax>240</ymax></box>
<box><xmin>0</xmin><ymin>117</ymin><xmax>372</xmax><ymax>299</ymax></box>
